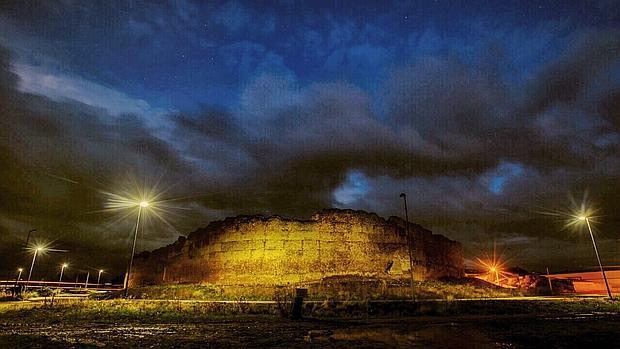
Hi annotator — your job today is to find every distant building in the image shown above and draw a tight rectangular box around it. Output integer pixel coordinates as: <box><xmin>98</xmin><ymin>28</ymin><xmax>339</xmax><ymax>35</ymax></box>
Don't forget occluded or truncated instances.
<box><xmin>548</xmin><ymin>269</ymin><xmax>620</xmax><ymax>295</ymax></box>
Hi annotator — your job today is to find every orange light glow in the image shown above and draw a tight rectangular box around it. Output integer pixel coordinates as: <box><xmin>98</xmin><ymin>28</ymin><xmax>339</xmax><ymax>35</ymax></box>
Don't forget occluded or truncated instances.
<box><xmin>475</xmin><ymin>246</ymin><xmax>509</xmax><ymax>286</ymax></box>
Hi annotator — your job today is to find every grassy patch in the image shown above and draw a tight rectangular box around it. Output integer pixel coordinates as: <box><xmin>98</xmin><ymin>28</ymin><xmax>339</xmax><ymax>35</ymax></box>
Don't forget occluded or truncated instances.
<box><xmin>128</xmin><ymin>278</ymin><xmax>520</xmax><ymax>302</ymax></box>
<box><xmin>1</xmin><ymin>297</ymin><xmax>619</xmax><ymax>323</ymax></box>
<box><xmin>414</xmin><ymin>280</ymin><xmax>519</xmax><ymax>300</ymax></box>
<box><xmin>0</xmin><ymin>299</ymin><xmax>278</xmax><ymax>324</ymax></box>
<box><xmin>128</xmin><ymin>284</ymin><xmax>225</xmax><ymax>300</ymax></box>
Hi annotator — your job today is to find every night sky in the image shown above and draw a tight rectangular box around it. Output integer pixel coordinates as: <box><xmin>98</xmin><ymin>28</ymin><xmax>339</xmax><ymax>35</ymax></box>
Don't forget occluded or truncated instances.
<box><xmin>1</xmin><ymin>1</ymin><xmax>620</xmax><ymax>280</ymax></box>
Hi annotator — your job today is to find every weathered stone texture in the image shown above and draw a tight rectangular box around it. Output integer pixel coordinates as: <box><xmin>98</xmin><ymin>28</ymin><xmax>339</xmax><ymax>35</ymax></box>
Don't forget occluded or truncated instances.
<box><xmin>130</xmin><ymin>209</ymin><xmax>464</xmax><ymax>286</ymax></box>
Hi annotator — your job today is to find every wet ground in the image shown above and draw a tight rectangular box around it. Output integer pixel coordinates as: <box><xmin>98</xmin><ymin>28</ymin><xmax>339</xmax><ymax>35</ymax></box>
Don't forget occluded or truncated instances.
<box><xmin>2</xmin><ymin>313</ymin><xmax>620</xmax><ymax>348</ymax></box>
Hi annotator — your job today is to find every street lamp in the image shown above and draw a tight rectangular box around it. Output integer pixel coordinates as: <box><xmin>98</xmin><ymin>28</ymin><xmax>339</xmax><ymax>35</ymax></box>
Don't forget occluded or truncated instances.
<box><xmin>125</xmin><ymin>200</ymin><xmax>149</xmax><ymax>297</ymax></box>
<box><xmin>25</xmin><ymin>229</ymin><xmax>36</xmax><ymax>247</ymax></box>
<box><xmin>97</xmin><ymin>270</ymin><xmax>104</xmax><ymax>289</ymax></box>
<box><xmin>578</xmin><ymin>215</ymin><xmax>613</xmax><ymax>299</ymax></box>
<box><xmin>490</xmin><ymin>266</ymin><xmax>499</xmax><ymax>284</ymax></box>
<box><xmin>15</xmin><ymin>268</ymin><xmax>23</xmax><ymax>286</ymax></box>
<box><xmin>25</xmin><ymin>247</ymin><xmax>44</xmax><ymax>288</ymax></box>
<box><xmin>103</xmin><ymin>186</ymin><xmax>185</xmax><ymax>296</ymax></box>
<box><xmin>400</xmin><ymin>193</ymin><xmax>416</xmax><ymax>300</ymax></box>
<box><xmin>59</xmin><ymin>263</ymin><xmax>68</xmax><ymax>283</ymax></box>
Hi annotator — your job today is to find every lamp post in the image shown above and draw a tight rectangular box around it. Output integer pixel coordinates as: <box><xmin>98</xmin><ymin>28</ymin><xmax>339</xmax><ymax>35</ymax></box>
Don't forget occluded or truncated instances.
<box><xmin>490</xmin><ymin>267</ymin><xmax>499</xmax><ymax>284</ymax></box>
<box><xmin>578</xmin><ymin>216</ymin><xmax>613</xmax><ymax>299</ymax></box>
<box><xmin>25</xmin><ymin>229</ymin><xmax>36</xmax><ymax>247</ymax></box>
<box><xmin>12</xmin><ymin>268</ymin><xmax>24</xmax><ymax>297</ymax></box>
<box><xmin>59</xmin><ymin>263</ymin><xmax>68</xmax><ymax>283</ymax></box>
<box><xmin>15</xmin><ymin>268</ymin><xmax>23</xmax><ymax>286</ymax></box>
<box><xmin>546</xmin><ymin>266</ymin><xmax>554</xmax><ymax>294</ymax></box>
<box><xmin>84</xmin><ymin>272</ymin><xmax>90</xmax><ymax>289</ymax></box>
<box><xmin>97</xmin><ymin>270</ymin><xmax>103</xmax><ymax>289</ymax></box>
<box><xmin>25</xmin><ymin>247</ymin><xmax>43</xmax><ymax>289</ymax></box>
<box><xmin>125</xmin><ymin>200</ymin><xmax>148</xmax><ymax>297</ymax></box>
<box><xmin>400</xmin><ymin>193</ymin><xmax>416</xmax><ymax>300</ymax></box>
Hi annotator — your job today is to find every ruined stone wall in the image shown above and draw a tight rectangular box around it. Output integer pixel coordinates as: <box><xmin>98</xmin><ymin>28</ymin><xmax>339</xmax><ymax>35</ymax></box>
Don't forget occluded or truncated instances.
<box><xmin>130</xmin><ymin>209</ymin><xmax>463</xmax><ymax>287</ymax></box>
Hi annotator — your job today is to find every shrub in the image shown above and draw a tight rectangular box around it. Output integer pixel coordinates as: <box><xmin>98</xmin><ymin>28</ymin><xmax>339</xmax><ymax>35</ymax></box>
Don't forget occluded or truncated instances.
<box><xmin>273</xmin><ymin>286</ymin><xmax>295</xmax><ymax>317</ymax></box>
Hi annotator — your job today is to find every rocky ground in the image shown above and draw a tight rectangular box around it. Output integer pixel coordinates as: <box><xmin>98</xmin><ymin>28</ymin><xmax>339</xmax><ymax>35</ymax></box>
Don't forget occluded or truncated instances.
<box><xmin>2</xmin><ymin>312</ymin><xmax>620</xmax><ymax>348</ymax></box>
<box><xmin>2</xmin><ymin>298</ymin><xmax>620</xmax><ymax>348</ymax></box>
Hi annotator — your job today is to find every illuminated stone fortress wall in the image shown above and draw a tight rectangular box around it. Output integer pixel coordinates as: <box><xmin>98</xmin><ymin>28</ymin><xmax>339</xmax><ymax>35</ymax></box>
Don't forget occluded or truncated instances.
<box><xmin>130</xmin><ymin>209</ymin><xmax>464</xmax><ymax>287</ymax></box>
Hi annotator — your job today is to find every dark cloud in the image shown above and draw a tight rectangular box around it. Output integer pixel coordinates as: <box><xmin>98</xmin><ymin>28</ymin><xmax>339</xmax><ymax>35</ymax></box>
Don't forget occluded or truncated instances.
<box><xmin>524</xmin><ymin>30</ymin><xmax>620</xmax><ymax>116</ymax></box>
<box><xmin>0</xmin><ymin>47</ymin><xmax>198</xmax><ymax>275</ymax></box>
<box><xmin>174</xmin><ymin>109</ymin><xmax>238</xmax><ymax>140</ymax></box>
<box><xmin>164</xmin><ymin>29</ymin><xmax>620</xmax><ymax>237</ymax></box>
<box><xmin>597</xmin><ymin>89</ymin><xmax>620</xmax><ymax>129</ymax></box>
<box><xmin>0</xmin><ymin>3</ymin><xmax>619</xmax><ymax>276</ymax></box>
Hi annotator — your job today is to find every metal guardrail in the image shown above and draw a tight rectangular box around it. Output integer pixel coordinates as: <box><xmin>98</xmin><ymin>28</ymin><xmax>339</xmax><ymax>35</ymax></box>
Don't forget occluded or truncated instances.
<box><xmin>0</xmin><ymin>280</ymin><xmax>123</xmax><ymax>291</ymax></box>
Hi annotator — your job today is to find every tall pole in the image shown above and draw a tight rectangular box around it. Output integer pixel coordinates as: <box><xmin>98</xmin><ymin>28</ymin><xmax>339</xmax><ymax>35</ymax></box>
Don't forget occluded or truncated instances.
<box><xmin>25</xmin><ymin>229</ymin><xmax>36</xmax><ymax>247</ymax></box>
<box><xmin>546</xmin><ymin>266</ymin><xmax>554</xmax><ymax>294</ymax></box>
<box><xmin>400</xmin><ymin>193</ymin><xmax>416</xmax><ymax>300</ymax></box>
<box><xmin>125</xmin><ymin>206</ymin><xmax>143</xmax><ymax>297</ymax></box>
<box><xmin>584</xmin><ymin>217</ymin><xmax>613</xmax><ymax>299</ymax></box>
<box><xmin>84</xmin><ymin>272</ymin><xmax>90</xmax><ymax>289</ymax></box>
<box><xmin>97</xmin><ymin>270</ymin><xmax>103</xmax><ymax>289</ymax></box>
<box><xmin>25</xmin><ymin>248</ymin><xmax>39</xmax><ymax>288</ymax></box>
<box><xmin>15</xmin><ymin>268</ymin><xmax>23</xmax><ymax>287</ymax></box>
<box><xmin>59</xmin><ymin>264</ymin><xmax>66</xmax><ymax>283</ymax></box>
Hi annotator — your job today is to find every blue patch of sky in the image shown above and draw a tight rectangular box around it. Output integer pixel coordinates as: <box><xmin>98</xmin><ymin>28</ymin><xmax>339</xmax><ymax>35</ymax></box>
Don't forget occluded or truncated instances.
<box><xmin>487</xmin><ymin>161</ymin><xmax>525</xmax><ymax>194</ymax></box>
<box><xmin>333</xmin><ymin>170</ymin><xmax>370</xmax><ymax>206</ymax></box>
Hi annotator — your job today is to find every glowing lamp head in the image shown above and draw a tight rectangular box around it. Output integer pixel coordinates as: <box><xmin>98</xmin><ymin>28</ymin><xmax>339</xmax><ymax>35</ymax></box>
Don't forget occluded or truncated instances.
<box><xmin>36</xmin><ymin>247</ymin><xmax>43</xmax><ymax>252</ymax></box>
<box><xmin>18</xmin><ymin>268</ymin><xmax>23</xmax><ymax>272</ymax></box>
<box><xmin>139</xmin><ymin>200</ymin><xmax>149</xmax><ymax>208</ymax></box>
<box><xmin>490</xmin><ymin>267</ymin><xmax>497</xmax><ymax>273</ymax></box>
<box><xmin>99</xmin><ymin>269</ymin><xmax>104</xmax><ymax>273</ymax></box>
<box><xmin>578</xmin><ymin>216</ymin><xmax>587</xmax><ymax>221</ymax></box>
<box><xmin>62</xmin><ymin>263</ymin><xmax>68</xmax><ymax>268</ymax></box>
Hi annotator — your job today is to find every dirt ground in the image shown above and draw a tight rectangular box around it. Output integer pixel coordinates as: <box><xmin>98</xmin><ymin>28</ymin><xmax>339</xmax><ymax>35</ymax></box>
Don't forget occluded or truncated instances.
<box><xmin>2</xmin><ymin>313</ymin><xmax>620</xmax><ymax>348</ymax></box>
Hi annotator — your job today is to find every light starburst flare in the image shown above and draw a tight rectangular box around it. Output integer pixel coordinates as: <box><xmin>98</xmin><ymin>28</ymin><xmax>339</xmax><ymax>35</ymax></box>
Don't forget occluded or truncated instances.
<box><xmin>535</xmin><ymin>193</ymin><xmax>601</xmax><ymax>233</ymax></box>
<box><xmin>538</xmin><ymin>194</ymin><xmax>613</xmax><ymax>299</ymax></box>
<box><xmin>569</xmin><ymin>209</ymin><xmax>612</xmax><ymax>299</ymax></box>
<box><xmin>97</xmin><ymin>181</ymin><xmax>192</xmax><ymax>297</ymax></box>
<box><xmin>23</xmin><ymin>242</ymin><xmax>67</xmax><ymax>287</ymax></box>
<box><xmin>474</xmin><ymin>242</ymin><xmax>510</xmax><ymax>286</ymax></box>
<box><xmin>99</xmin><ymin>185</ymin><xmax>189</xmax><ymax>234</ymax></box>
<box><xmin>476</xmin><ymin>257</ymin><xmax>508</xmax><ymax>285</ymax></box>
